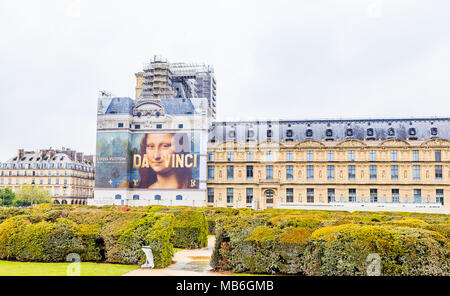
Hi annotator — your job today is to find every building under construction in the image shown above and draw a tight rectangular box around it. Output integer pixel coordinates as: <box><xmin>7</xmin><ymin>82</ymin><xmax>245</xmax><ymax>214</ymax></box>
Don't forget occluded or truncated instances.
<box><xmin>135</xmin><ymin>55</ymin><xmax>217</xmax><ymax>118</ymax></box>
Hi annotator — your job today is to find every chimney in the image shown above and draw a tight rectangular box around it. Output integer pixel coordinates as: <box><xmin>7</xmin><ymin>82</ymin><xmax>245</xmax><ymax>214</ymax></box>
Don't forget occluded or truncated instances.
<box><xmin>40</xmin><ymin>149</ymin><xmax>47</xmax><ymax>159</ymax></box>
<box><xmin>17</xmin><ymin>149</ymin><xmax>24</xmax><ymax>160</ymax></box>
<box><xmin>49</xmin><ymin>149</ymin><xmax>56</xmax><ymax>159</ymax></box>
<box><xmin>76</xmin><ymin>152</ymin><xmax>84</xmax><ymax>163</ymax></box>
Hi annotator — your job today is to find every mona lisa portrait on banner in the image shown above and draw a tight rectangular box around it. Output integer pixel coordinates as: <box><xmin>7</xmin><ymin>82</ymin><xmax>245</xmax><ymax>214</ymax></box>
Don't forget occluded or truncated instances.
<box><xmin>129</xmin><ymin>132</ymin><xmax>200</xmax><ymax>189</ymax></box>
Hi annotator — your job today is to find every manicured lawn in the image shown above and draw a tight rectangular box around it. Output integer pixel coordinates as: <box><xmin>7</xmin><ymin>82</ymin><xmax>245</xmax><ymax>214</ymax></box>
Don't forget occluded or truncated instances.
<box><xmin>0</xmin><ymin>260</ymin><xmax>138</xmax><ymax>276</ymax></box>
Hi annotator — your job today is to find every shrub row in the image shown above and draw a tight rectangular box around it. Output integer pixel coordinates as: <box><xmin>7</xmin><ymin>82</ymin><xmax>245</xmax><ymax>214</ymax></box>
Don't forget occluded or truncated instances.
<box><xmin>211</xmin><ymin>213</ymin><xmax>450</xmax><ymax>276</ymax></box>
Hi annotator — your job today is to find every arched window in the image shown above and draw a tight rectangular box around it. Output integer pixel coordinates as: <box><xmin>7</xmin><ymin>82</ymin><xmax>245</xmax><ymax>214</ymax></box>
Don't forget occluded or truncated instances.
<box><xmin>154</xmin><ymin>195</ymin><xmax>161</xmax><ymax>200</ymax></box>
<box><xmin>115</xmin><ymin>194</ymin><xmax>122</xmax><ymax>200</ymax></box>
<box><xmin>71</xmin><ymin>200</ymin><xmax>74</xmax><ymax>204</ymax></box>
<box><xmin>54</xmin><ymin>200</ymin><xmax>60</xmax><ymax>204</ymax></box>
<box><xmin>265</xmin><ymin>190</ymin><xmax>274</xmax><ymax>204</ymax></box>
<box><xmin>62</xmin><ymin>200</ymin><xmax>67</xmax><ymax>204</ymax></box>
<box><xmin>176</xmin><ymin>195</ymin><xmax>183</xmax><ymax>200</ymax></box>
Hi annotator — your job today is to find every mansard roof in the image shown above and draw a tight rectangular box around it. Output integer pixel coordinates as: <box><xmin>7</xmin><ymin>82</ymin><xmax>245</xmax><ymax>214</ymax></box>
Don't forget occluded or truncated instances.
<box><xmin>99</xmin><ymin>97</ymin><xmax>197</xmax><ymax>116</ymax></box>
<box><xmin>209</xmin><ymin>117</ymin><xmax>450</xmax><ymax>143</ymax></box>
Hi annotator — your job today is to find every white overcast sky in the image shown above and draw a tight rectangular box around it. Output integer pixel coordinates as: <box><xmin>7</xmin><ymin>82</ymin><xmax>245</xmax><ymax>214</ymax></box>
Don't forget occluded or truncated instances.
<box><xmin>1</xmin><ymin>0</ymin><xmax>450</xmax><ymax>160</ymax></box>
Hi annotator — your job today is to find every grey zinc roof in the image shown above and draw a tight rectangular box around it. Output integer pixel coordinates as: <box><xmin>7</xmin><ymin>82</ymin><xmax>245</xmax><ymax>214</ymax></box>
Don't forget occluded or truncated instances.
<box><xmin>102</xmin><ymin>97</ymin><xmax>197</xmax><ymax>116</ymax></box>
<box><xmin>160</xmin><ymin>98</ymin><xmax>197</xmax><ymax>115</ymax></box>
<box><xmin>209</xmin><ymin>118</ymin><xmax>450</xmax><ymax>143</ymax></box>
<box><xmin>105</xmin><ymin>97</ymin><xmax>135</xmax><ymax>115</ymax></box>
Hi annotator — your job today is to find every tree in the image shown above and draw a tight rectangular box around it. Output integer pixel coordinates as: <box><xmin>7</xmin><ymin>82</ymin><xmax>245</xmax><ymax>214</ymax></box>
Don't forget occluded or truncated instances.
<box><xmin>0</xmin><ymin>188</ymin><xmax>16</xmax><ymax>206</ymax></box>
<box><xmin>14</xmin><ymin>185</ymin><xmax>52</xmax><ymax>207</ymax></box>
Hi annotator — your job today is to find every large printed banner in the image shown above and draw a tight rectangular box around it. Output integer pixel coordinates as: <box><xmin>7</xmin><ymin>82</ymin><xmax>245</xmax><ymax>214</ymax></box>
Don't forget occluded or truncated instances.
<box><xmin>96</xmin><ymin>132</ymin><xmax>201</xmax><ymax>189</ymax></box>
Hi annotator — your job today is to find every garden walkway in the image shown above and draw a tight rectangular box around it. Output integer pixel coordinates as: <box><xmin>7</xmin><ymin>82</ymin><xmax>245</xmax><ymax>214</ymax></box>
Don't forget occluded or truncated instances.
<box><xmin>123</xmin><ymin>236</ymin><xmax>229</xmax><ymax>276</ymax></box>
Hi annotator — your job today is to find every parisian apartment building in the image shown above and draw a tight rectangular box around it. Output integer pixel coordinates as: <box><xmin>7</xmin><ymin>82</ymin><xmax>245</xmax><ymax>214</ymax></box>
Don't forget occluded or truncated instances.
<box><xmin>0</xmin><ymin>148</ymin><xmax>95</xmax><ymax>205</ymax></box>
<box><xmin>89</xmin><ymin>56</ymin><xmax>450</xmax><ymax>214</ymax></box>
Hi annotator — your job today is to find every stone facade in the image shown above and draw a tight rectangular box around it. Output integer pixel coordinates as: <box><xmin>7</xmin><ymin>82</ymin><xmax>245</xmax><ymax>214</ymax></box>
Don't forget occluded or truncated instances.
<box><xmin>0</xmin><ymin>148</ymin><xmax>95</xmax><ymax>205</ymax></box>
<box><xmin>206</xmin><ymin>138</ymin><xmax>449</xmax><ymax>213</ymax></box>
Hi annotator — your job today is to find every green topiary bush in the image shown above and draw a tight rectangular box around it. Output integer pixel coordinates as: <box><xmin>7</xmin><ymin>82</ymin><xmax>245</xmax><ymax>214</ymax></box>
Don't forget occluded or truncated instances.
<box><xmin>171</xmin><ymin>210</ymin><xmax>208</xmax><ymax>249</ymax></box>
<box><xmin>303</xmin><ymin>224</ymin><xmax>449</xmax><ymax>276</ymax></box>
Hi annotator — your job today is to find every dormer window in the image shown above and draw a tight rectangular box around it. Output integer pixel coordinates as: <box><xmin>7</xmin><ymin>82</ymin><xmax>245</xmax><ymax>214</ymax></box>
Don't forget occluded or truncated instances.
<box><xmin>367</xmin><ymin>128</ymin><xmax>374</xmax><ymax>137</ymax></box>
<box><xmin>387</xmin><ymin>127</ymin><xmax>395</xmax><ymax>137</ymax></box>
<box><xmin>431</xmin><ymin>127</ymin><xmax>438</xmax><ymax>136</ymax></box>
<box><xmin>267</xmin><ymin>130</ymin><xmax>272</xmax><ymax>138</ymax></box>
<box><xmin>306</xmin><ymin>129</ymin><xmax>313</xmax><ymax>138</ymax></box>
<box><xmin>346</xmin><ymin>128</ymin><xmax>353</xmax><ymax>137</ymax></box>
<box><xmin>408</xmin><ymin>128</ymin><xmax>416</xmax><ymax>136</ymax></box>
<box><xmin>326</xmin><ymin>129</ymin><xmax>333</xmax><ymax>137</ymax></box>
<box><xmin>286</xmin><ymin>129</ymin><xmax>293</xmax><ymax>137</ymax></box>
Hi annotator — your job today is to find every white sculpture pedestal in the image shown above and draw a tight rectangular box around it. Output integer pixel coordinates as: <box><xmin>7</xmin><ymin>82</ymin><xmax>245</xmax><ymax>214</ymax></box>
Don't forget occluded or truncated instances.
<box><xmin>141</xmin><ymin>246</ymin><xmax>154</xmax><ymax>269</ymax></box>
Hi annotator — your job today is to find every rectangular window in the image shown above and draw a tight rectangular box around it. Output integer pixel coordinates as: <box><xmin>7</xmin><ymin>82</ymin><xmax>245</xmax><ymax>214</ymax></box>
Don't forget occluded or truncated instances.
<box><xmin>435</xmin><ymin>165</ymin><xmax>442</xmax><ymax>180</ymax></box>
<box><xmin>156</xmin><ymin>124</ymin><xmax>162</xmax><ymax>129</ymax></box>
<box><xmin>56</xmin><ymin>179</ymin><xmax>59</xmax><ymax>185</ymax></box>
<box><xmin>135</xmin><ymin>124</ymin><xmax>140</xmax><ymax>129</ymax></box>
<box><xmin>391</xmin><ymin>165</ymin><xmax>398</xmax><ymax>181</ymax></box>
<box><xmin>370</xmin><ymin>165</ymin><xmax>377</xmax><ymax>180</ymax></box>
<box><xmin>307</xmin><ymin>151</ymin><xmax>313</xmax><ymax>162</ymax></box>
<box><xmin>286</xmin><ymin>188</ymin><xmax>294</xmax><ymax>203</ymax></box>
<box><xmin>286</xmin><ymin>165</ymin><xmax>293</xmax><ymax>180</ymax></box>
<box><xmin>286</xmin><ymin>151</ymin><xmax>293</xmax><ymax>161</ymax></box>
<box><xmin>227</xmin><ymin>166</ymin><xmax>234</xmax><ymax>180</ymax></box>
<box><xmin>435</xmin><ymin>150</ymin><xmax>441</xmax><ymax>162</ymax></box>
<box><xmin>349</xmin><ymin>189</ymin><xmax>356</xmax><ymax>202</ymax></box>
<box><xmin>266</xmin><ymin>165</ymin><xmax>273</xmax><ymax>180</ymax></box>
<box><xmin>64</xmin><ymin>179</ymin><xmax>67</xmax><ymax>185</ymax></box>
<box><xmin>413</xmin><ymin>165</ymin><xmax>420</xmax><ymax>180</ymax></box>
<box><xmin>327</xmin><ymin>165</ymin><xmax>334</xmax><ymax>180</ymax></box>
<box><xmin>247</xmin><ymin>151</ymin><xmax>253</xmax><ymax>161</ymax></box>
<box><xmin>246</xmin><ymin>188</ymin><xmax>253</xmax><ymax>204</ymax></box>
<box><xmin>307</xmin><ymin>188</ymin><xmax>314</xmax><ymax>203</ymax></box>
<box><xmin>414</xmin><ymin>189</ymin><xmax>422</xmax><ymax>203</ymax></box>
<box><xmin>349</xmin><ymin>150</ymin><xmax>355</xmax><ymax>161</ymax></box>
<box><xmin>208</xmin><ymin>152</ymin><xmax>214</xmax><ymax>162</ymax></box>
<box><xmin>227</xmin><ymin>152</ymin><xmax>233</xmax><ymax>161</ymax></box>
<box><xmin>328</xmin><ymin>188</ymin><xmax>335</xmax><ymax>203</ymax></box>
<box><xmin>391</xmin><ymin>150</ymin><xmax>397</xmax><ymax>161</ymax></box>
<box><xmin>392</xmin><ymin>189</ymin><xmax>399</xmax><ymax>203</ymax></box>
<box><xmin>178</xmin><ymin>124</ymin><xmax>183</xmax><ymax>129</ymax></box>
<box><xmin>370</xmin><ymin>189</ymin><xmax>378</xmax><ymax>203</ymax></box>
<box><xmin>48</xmin><ymin>178</ymin><xmax>51</xmax><ymax>185</ymax></box>
<box><xmin>307</xmin><ymin>165</ymin><xmax>314</xmax><ymax>180</ymax></box>
<box><xmin>227</xmin><ymin>188</ymin><xmax>233</xmax><ymax>204</ymax></box>
<box><xmin>208</xmin><ymin>165</ymin><xmax>214</xmax><ymax>180</ymax></box>
<box><xmin>266</xmin><ymin>151</ymin><xmax>272</xmax><ymax>162</ymax></box>
<box><xmin>348</xmin><ymin>165</ymin><xmax>355</xmax><ymax>180</ymax></box>
<box><xmin>328</xmin><ymin>151</ymin><xmax>334</xmax><ymax>162</ymax></box>
<box><xmin>369</xmin><ymin>150</ymin><xmax>376</xmax><ymax>162</ymax></box>
<box><xmin>246</xmin><ymin>165</ymin><xmax>253</xmax><ymax>180</ymax></box>
<box><xmin>207</xmin><ymin>188</ymin><xmax>214</xmax><ymax>203</ymax></box>
<box><xmin>118</xmin><ymin>123</ymin><xmax>123</xmax><ymax>128</ymax></box>
<box><xmin>413</xmin><ymin>150</ymin><xmax>419</xmax><ymax>161</ymax></box>
<box><xmin>436</xmin><ymin>189</ymin><xmax>444</xmax><ymax>205</ymax></box>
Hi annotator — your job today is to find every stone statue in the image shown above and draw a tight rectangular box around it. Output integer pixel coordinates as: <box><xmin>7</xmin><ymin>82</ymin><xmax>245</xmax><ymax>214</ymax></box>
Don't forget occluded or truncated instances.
<box><xmin>141</xmin><ymin>246</ymin><xmax>154</xmax><ymax>268</ymax></box>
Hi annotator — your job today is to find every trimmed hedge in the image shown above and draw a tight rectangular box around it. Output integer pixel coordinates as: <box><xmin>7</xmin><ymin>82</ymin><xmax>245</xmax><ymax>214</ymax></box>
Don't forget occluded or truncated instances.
<box><xmin>0</xmin><ymin>206</ymin><xmax>175</xmax><ymax>268</ymax></box>
<box><xmin>103</xmin><ymin>213</ymin><xmax>174</xmax><ymax>267</ymax></box>
<box><xmin>211</xmin><ymin>211</ymin><xmax>450</xmax><ymax>276</ymax></box>
<box><xmin>171</xmin><ymin>210</ymin><xmax>208</xmax><ymax>249</ymax></box>
<box><xmin>304</xmin><ymin>224</ymin><xmax>449</xmax><ymax>276</ymax></box>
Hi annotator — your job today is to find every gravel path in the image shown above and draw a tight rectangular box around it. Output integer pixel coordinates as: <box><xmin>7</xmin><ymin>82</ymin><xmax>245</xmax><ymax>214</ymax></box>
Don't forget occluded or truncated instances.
<box><xmin>123</xmin><ymin>236</ymin><xmax>229</xmax><ymax>276</ymax></box>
